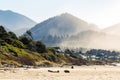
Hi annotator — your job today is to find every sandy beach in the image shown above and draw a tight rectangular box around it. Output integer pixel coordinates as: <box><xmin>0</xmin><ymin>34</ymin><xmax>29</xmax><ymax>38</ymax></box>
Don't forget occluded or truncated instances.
<box><xmin>0</xmin><ymin>65</ymin><xmax>120</xmax><ymax>80</ymax></box>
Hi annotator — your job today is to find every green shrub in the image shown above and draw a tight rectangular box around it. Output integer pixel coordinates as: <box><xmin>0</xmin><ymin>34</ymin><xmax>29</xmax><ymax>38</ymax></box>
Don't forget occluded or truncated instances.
<box><xmin>12</xmin><ymin>40</ymin><xmax>26</xmax><ymax>48</ymax></box>
<box><xmin>0</xmin><ymin>39</ymin><xmax>6</xmax><ymax>46</ymax></box>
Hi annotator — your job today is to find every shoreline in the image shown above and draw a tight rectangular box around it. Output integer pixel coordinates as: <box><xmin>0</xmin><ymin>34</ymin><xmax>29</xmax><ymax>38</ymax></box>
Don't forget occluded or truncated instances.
<box><xmin>0</xmin><ymin>65</ymin><xmax>120</xmax><ymax>80</ymax></box>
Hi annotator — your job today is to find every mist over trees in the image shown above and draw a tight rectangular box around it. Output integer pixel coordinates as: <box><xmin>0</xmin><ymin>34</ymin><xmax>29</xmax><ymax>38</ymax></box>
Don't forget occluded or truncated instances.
<box><xmin>27</xmin><ymin>13</ymin><xmax>120</xmax><ymax>51</ymax></box>
<box><xmin>0</xmin><ymin>26</ymin><xmax>88</xmax><ymax>66</ymax></box>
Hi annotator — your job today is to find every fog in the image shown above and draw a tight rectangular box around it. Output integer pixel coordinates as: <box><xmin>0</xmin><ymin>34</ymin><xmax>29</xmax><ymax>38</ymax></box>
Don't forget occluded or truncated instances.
<box><xmin>60</xmin><ymin>30</ymin><xmax>120</xmax><ymax>51</ymax></box>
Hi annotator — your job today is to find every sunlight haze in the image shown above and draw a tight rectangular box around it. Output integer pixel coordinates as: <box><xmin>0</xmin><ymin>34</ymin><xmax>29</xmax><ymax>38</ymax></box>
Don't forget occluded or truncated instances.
<box><xmin>0</xmin><ymin>0</ymin><xmax>120</xmax><ymax>28</ymax></box>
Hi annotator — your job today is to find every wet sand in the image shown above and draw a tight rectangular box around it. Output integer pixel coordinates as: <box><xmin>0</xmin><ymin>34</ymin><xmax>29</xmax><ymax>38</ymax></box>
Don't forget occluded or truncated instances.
<box><xmin>0</xmin><ymin>65</ymin><xmax>120</xmax><ymax>80</ymax></box>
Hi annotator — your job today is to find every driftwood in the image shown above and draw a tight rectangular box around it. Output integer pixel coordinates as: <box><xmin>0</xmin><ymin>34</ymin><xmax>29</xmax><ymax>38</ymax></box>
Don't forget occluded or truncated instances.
<box><xmin>48</xmin><ymin>70</ymin><xmax>59</xmax><ymax>73</ymax></box>
<box><xmin>0</xmin><ymin>68</ymin><xmax>11</xmax><ymax>71</ymax></box>
<box><xmin>64</xmin><ymin>70</ymin><xmax>70</xmax><ymax>73</ymax></box>
<box><xmin>71</xmin><ymin>66</ymin><xmax>74</xmax><ymax>69</ymax></box>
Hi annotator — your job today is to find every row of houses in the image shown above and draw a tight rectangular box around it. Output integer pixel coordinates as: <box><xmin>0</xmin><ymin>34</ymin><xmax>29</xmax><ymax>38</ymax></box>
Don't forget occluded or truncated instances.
<box><xmin>53</xmin><ymin>47</ymin><xmax>120</xmax><ymax>62</ymax></box>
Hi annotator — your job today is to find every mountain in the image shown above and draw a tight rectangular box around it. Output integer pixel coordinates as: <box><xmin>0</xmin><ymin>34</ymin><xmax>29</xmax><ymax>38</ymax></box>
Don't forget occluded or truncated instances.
<box><xmin>0</xmin><ymin>10</ymin><xmax>36</xmax><ymax>35</ymax></box>
<box><xmin>29</xmin><ymin>13</ymin><xmax>99</xmax><ymax>44</ymax></box>
<box><xmin>27</xmin><ymin>13</ymin><xmax>120</xmax><ymax>50</ymax></box>
<box><xmin>103</xmin><ymin>23</ymin><xmax>120</xmax><ymax>36</ymax></box>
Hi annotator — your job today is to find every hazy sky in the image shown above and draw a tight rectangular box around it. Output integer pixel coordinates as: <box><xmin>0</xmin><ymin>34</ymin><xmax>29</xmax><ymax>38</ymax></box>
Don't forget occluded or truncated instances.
<box><xmin>0</xmin><ymin>0</ymin><xmax>120</xmax><ymax>28</ymax></box>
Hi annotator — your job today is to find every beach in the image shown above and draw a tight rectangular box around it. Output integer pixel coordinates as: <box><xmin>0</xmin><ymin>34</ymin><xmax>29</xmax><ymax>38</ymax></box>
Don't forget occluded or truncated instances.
<box><xmin>0</xmin><ymin>65</ymin><xmax>120</xmax><ymax>80</ymax></box>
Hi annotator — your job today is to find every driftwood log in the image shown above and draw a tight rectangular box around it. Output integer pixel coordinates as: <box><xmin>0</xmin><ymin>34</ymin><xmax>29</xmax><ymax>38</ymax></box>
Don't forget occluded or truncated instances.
<box><xmin>48</xmin><ymin>70</ymin><xmax>59</xmax><ymax>73</ymax></box>
<box><xmin>71</xmin><ymin>66</ymin><xmax>74</xmax><ymax>69</ymax></box>
<box><xmin>64</xmin><ymin>70</ymin><xmax>70</xmax><ymax>73</ymax></box>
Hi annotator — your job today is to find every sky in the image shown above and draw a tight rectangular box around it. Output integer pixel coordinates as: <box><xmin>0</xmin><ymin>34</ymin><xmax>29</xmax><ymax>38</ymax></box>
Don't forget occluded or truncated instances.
<box><xmin>0</xmin><ymin>0</ymin><xmax>120</xmax><ymax>28</ymax></box>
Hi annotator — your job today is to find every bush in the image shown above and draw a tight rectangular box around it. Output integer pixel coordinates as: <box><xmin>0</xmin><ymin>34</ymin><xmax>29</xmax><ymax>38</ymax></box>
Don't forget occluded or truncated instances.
<box><xmin>12</xmin><ymin>40</ymin><xmax>26</xmax><ymax>48</ymax></box>
<box><xmin>37</xmin><ymin>60</ymin><xmax>54</xmax><ymax>67</ymax></box>
<box><xmin>17</xmin><ymin>56</ymin><xmax>35</xmax><ymax>65</ymax></box>
<box><xmin>35</xmin><ymin>41</ymin><xmax>46</xmax><ymax>53</ymax></box>
<box><xmin>0</xmin><ymin>60</ymin><xmax>21</xmax><ymax>67</ymax></box>
<box><xmin>8</xmin><ymin>32</ymin><xmax>18</xmax><ymax>39</ymax></box>
<box><xmin>0</xmin><ymin>39</ymin><xmax>6</xmax><ymax>46</ymax></box>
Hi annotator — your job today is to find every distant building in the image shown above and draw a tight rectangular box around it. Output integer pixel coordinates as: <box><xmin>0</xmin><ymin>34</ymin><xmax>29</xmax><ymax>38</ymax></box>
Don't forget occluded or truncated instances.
<box><xmin>53</xmin><ymin>47</ymin><xmax>63</xmax><ymax>53</ymax></box>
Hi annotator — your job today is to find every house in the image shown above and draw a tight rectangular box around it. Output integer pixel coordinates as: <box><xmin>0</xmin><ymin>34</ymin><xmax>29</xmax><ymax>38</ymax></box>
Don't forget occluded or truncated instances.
<box><xmin>53</xmin><ymin>47</ymin><xmax>63</xmax><ymax>53</ymax></box>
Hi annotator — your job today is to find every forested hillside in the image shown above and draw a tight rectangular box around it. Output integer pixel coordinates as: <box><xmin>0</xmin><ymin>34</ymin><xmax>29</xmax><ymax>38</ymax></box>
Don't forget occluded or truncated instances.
<box><xmin>0</xmin><ymin>26</ymin><xmax>86</xmax><ymax>67</ymax></box>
